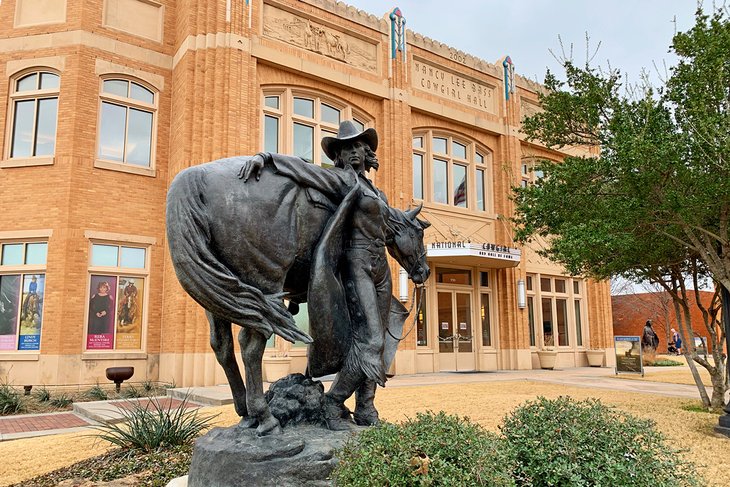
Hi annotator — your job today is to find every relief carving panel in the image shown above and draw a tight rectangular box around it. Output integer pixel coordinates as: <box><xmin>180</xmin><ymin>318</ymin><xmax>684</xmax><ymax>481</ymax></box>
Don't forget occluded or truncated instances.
<box><xmin>103</xmin><ymin>0</ymin><xmax>164</xmax><ymax>43</ymax></box>
<box><xmin>263</xmin><ymin>4</ymin><xmax>378</xmax><ymax>73</ymax></box>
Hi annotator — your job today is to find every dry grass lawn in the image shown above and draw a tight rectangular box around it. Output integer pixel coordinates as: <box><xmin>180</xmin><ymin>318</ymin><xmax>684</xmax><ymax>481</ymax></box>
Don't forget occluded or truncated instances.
<box><xmin>2</xmin><ymin>380</ymin><xmax>728</xmax><ymax>486</ymax></box>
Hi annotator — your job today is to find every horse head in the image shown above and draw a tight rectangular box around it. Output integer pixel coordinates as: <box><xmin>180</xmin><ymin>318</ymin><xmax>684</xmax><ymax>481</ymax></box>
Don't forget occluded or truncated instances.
<box><xmin>386</xmin><ymin>203</ymin><xmax>431</xmax><ymax>284</ymax></box>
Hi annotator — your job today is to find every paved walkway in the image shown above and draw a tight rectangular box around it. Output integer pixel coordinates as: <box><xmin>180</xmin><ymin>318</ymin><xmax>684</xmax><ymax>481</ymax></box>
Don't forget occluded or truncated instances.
<box><xmin>0</xmin><ymin>365</ymin><xmax>712</xmax><ymax>441</ymax></box>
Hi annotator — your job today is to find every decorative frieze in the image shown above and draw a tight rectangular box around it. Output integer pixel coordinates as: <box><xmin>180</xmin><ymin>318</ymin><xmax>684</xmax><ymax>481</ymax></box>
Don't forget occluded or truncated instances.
<box><xmin>263</xmin><ymin>3</ymin><xmax>378</xmax><ymax>73</ymax></box>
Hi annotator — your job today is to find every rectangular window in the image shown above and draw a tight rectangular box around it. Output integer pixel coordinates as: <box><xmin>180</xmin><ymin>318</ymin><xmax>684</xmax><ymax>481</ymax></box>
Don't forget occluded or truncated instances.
<box><xmin>453</xmin><ymin>164</ymin><xmax>467</xmax><ymax>207</ymax></box>
<box><xmin>293</xmin><ymin>97</ymin><xmax>314</xmax><ymax>118</ymax></box>
<box><xmin>476</xmin><ymin>168</ymin><xmax>485</xmax><ymax>211</ymax></box>
<box><xmin>541</xmin><ymin>297</ymin><xmax>553</xmax><ymax>347</ymax></box>
<box><xmin>264</xmin><ymin>115</ymin><xmax>279</xmax><ymax>153</ymax></box>
<box><xmin>293</xmin><ymin>123</ymin><xmax>314</xmax><ymax>162</ymax></box>
<box><xmin>432</xmin><ymin>137</ymin><xmax>447</xmax><ymax>154</ymax></box>
<box><xmin>433</xmin><ymin>158</ymin><xmax>448</xmax><ymax>204</ymax></box>
<box><xmin>86</xmin><ymin>243</ymin><xmax>147</xmax><ymax>351</ymax></box>
<box><xmin>480</xmin><ymin>272</ymin><xmax>489</xmax><ymax>287</ymax></box>
<box><xmin>320</xmin><ymin>103</ymin><xmax>340</xmax><ymax>125</ymax></box>
<box><xmin>480</xmin><ymin>293</ymin><xmax>491</xmax><ymax>347</ymax></box>
<box><xmin>556</xmin><ymin>299</ymin><xmax>569</xmax><ymax>346</ymax></box>
<box><xmin>526</xmin><ymin>275</ymin><xmax>533</xmax><ymax>291</ymax></box>
<box><xmin>573</xmin><ymin>280</ymin><xmax>580</xmax><ymax>294</ymax></box>
<box><xmin>416</xmin><ymin>291</ymin><xmax>427</xmax><ymax>346</ymax></box>
<box><xmin>437</xmin><ymin>267</ymin><xmax>471</xmax><ymax>285</ymax></box>
<box><xmin>264</xmin><ymin>96</ymin><xmax>279</xmax><ymax>109</ymax></box>
<box><xmin>527</xmin><ymin>296</ymin><xmax>536</xmax><ymax>347</ymax></box>
<box><xmin>99</xmin><ymin>101</ymin><xmax>127</xmax><ymax>162</ymax></box>
<box><xmin>541</xmin><ymin>277</ymin><xmax>551</xmax><ymax>292</ymax></box>
<box><xmin>452</xmin><ymin>141</ymin><xmax>467</xmax><ymax>159</ymax></box>
<box><xmin>0</xmin><ymin>241</ymin><xmax>47</xmax><ymax>351</ymax></box>
<box><xmin>555</xmin><ymin>279</ymin><xmax>566</xmax><ymax>293</ymax></box>
<box><xmin>574</xmin><ymin>300</ymin><xmax>583</xmax><ymax>347</ymax></box>
<box><xmin>413</xmin><ymin>153</ymin><xmax>424</xmax><ymax>199</ymax></box>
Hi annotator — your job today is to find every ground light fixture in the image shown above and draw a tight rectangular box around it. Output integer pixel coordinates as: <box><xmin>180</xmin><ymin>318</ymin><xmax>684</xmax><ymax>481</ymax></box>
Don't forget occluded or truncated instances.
<box><xmin>106</xmin><ymin>366</ymin><xmax>134</xmax><ymax>393</ymax></box>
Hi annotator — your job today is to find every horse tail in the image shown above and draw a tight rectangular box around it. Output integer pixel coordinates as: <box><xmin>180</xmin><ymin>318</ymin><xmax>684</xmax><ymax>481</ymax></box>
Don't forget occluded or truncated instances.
<box><xmin>166</xmin><ymin>165</ymin><xmax>311</xmax><ymax>344</ymax></box>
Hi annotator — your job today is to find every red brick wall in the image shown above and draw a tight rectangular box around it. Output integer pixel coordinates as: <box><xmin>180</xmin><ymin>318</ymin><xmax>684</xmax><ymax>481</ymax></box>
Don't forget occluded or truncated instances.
<box><xmin>612</xmin><ymin>291</ymin><xmax>717</xmax><ymax>353</ymax></box>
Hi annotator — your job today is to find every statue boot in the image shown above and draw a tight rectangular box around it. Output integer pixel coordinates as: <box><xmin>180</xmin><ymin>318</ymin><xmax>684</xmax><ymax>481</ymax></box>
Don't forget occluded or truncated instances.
<box><xmin>323</xmin><ymin>367</ymin><xmax>362</xmax><ymax>431</ymax></box>
<box><xmin>353</xmin><ymin>379</ymin><xmax>379</xmax><ymax>426</ymax></box>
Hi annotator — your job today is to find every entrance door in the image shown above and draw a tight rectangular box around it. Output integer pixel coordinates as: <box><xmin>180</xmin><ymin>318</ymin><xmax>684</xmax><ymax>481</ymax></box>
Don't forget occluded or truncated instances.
<box><xmin>437</xmin><ymin>291</ymin><xmax>475</xmax><ymax>371</ymax></box>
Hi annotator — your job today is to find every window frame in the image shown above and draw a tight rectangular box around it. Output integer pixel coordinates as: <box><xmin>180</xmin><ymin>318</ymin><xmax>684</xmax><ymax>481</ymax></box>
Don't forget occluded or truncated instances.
<box><xmin>261</xmin><ymin>88</ymin><xmax>372</xmax><ymax>171</ymax></box>
<box><xmin>84</xmin><ymin>239</ymin><xmax>150</xmax><ymax>353</ymax></box>
<box><xmin>526</xmin><ymin>273</ymin><xmax>586</xmax><ymax>350</ymax></box>
<box><xmin>412</xmin><ymin>130</ymin><xmax>492</xmax><ymax>212</ymax></box>
<box><xmin>95</xmin><ymin>76</ymin><xmax>158</xmax><ymax>177</ymax></box>
<box><xmin>0</xmin><ymin>237</ymin><xmax>49</xmax><ymax>353</ymax></box>
<box><xmin>4</xmin><ymin>69</ymin><xmax>60</xmax><ymax>166</ymax></box>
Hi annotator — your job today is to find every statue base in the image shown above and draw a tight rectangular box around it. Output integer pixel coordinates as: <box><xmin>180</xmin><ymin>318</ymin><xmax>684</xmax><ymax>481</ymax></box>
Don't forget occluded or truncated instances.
<box><xmin>715</xmin><ymin>414</ymin><xmax>730</xmax><ymax>438</ymax></box>
<box><xmin>187</xmin><ymin>423</ymin><xmax>360</xmax><ymax>487</ymax></box>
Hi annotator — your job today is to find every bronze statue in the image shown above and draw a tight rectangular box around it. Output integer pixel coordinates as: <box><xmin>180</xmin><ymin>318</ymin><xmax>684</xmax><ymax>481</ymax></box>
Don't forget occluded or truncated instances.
<box><xmin>166</xmin><ymin>121</ymin><xmax>429</xmax><ymax>435</ymax></box>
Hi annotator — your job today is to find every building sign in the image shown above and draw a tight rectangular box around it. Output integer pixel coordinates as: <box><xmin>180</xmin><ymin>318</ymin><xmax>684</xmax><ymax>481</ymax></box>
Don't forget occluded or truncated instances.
<box><xmin>412</xmin><ymin>59</ymin><xmax>496</xmax><ymax>114</ymax></box>
<box><xmin>426</xmin><ymin>241</ymin><xmax>521</xmax><ymax>263</ymax></box>
<box><xmin>614</xmin><ymin>335</ymin><xmax>643</xmax><ymax>376</ymax></box>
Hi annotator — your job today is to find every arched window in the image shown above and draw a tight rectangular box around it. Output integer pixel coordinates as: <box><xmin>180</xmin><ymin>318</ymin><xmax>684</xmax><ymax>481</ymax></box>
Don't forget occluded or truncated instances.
<box><xmin>262</xmin><ymin>88</ymin><xmax>371</xmax><ymax>167</ymax></box>
<box><xmin>8</xmin><ymin>70</ymin><xmax>59</xmax><ymax>159</ymax></box>
<box><xmin>412</xmin><ymin>130</ymin><xmax>492</xmax><ymax>211</ymax></box>
<box><xmin>520</xmin><ymin>158</ymin><xmax>546</xmax><ymax>188</ymax></box>
<box><xmin>97</xmin><ymin>78</ymin><xmax>157</xmax><ymax>168</ymax></box>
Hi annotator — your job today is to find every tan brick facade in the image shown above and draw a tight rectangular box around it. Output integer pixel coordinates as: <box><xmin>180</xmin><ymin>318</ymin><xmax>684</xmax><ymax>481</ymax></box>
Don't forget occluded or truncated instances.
<box><xmin>0</xmin><ymin>0</ymin><xmax>613</xmax><ymax>387</ymax></box>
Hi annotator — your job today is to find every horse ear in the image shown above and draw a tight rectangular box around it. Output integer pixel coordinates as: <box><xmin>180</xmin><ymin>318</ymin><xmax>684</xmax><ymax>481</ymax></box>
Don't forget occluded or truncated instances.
<box><xmin>405</xmin><ymin>202</ymin><xmax>424</xmax><ymax>220</ymax></box>
<box><xmin>417</xmin><ymin>217</ymin><xmax>431</xmax><ymax>229</ymax></box>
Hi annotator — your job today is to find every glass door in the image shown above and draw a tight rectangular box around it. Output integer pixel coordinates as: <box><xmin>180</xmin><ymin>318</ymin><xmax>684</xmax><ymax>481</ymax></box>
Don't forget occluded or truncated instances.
<box><xmin>437</xmin><ymin>291</ymin><xmax>475</xmax><ymax>371</ymax></box>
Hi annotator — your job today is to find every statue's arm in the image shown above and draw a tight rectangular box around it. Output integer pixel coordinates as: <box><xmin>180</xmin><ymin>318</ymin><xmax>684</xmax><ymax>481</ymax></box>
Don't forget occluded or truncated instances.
<box><xmin>239</xmin><ymin>152</ymin><xmax>354</xmax><ymax>201</ymax></box>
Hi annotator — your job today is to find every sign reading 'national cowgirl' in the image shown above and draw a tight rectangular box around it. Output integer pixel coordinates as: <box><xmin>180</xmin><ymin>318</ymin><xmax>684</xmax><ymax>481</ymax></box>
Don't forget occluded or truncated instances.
<box><xmin>426</xmin><ymin>241</ymin><xmax>521</xmax><ymax>263</ymax></box>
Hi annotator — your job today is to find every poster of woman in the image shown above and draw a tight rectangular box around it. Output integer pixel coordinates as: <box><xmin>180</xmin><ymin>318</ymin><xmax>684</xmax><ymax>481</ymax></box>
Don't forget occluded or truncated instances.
<box><xmin>116</xmin><ymin>277</ymin><xmax>143</xmax><ymax>349</ymax></box>
<box><xmin>0</xmin><ymin>274</ymin><xmax>20</xmax><ymax>350</ymax></box>
<box><xmin>86</xmin><ymin>275</ymin><xmax>117</xmax><ymax>350</ymax></box>
<box><xmin>18</xmin><ymin>274</ymin><xmax>44</xmax><ymax>351</ymax></box>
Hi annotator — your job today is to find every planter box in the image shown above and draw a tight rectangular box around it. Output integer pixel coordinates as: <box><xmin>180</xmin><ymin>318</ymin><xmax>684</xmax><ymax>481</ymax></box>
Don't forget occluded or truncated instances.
<box><xmin>263</xmin><ymin>357</ymin><xmax>291</xmax><ymax>382</ymax></box>
<box><xmin>537</xmin><ymin>350</ymin><xmax>558</xmax><ymax>370</ymax></box>
<box><xmin>586</xmin><ymin>350</ymin><xmax>604</xmax><ymax>367</ymax></box>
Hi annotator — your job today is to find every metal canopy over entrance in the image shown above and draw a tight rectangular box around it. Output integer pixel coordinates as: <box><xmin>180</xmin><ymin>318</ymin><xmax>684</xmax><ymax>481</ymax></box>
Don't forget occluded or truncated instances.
<box><xmin>426</xmin><ymin>242</ymin><xmax>521</xmax><ymax>268</ymax></box>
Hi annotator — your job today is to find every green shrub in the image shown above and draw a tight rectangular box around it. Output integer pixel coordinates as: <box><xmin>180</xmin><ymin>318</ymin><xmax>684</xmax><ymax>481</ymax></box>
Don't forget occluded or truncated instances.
<box><xmin>500</xmin><ymin>396</ymin><xmax>702</xmax><ymax>487</ymax></box>
<box><xmin>93</xmin><ymin>396</ymin><xmax>216</xmax><ymax>452</ymax></box>
<box><xmin>50</xmin><ymin>394</ymin><xmax>73</xmax><ymax>408</ymax></box>
<box><xmin>34</xmin><ymin>385</ymin><xmax>51</xmax><ymax>402</ymax></box>
<box><xmin>0</xmin><ymin>382</ymin><xmax>24</xmax><ymax>415</ymax></box>
<box><xmin>122</xmin><ymin>385</ymin><xmax>143</xmax><ymax>398</ymax></box>
<box><xmin>86</xmin><ymin>384</ymin><xmax>109</xmax><ymax>401</ymax></box>
<box><xmin>333</xmin><ymin>411</ymin><xmax>514</xmax><ymax>486</ymax></box>
<box><xmin>653</xmin><ymin>359</ymin><xmax>684</xmax><ymax>366</ymax></box>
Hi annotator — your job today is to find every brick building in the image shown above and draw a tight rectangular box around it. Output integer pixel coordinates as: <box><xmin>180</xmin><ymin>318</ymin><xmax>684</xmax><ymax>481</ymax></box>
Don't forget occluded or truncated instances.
<box><xmin>612</xmin><ymin>291</ymin><xmax>716</xmax><ymax>354</ymax></box>
<box><xmin>0</xmin><ymin>0</ymin><xmax>614</xmax><ymax>387</ymax></box>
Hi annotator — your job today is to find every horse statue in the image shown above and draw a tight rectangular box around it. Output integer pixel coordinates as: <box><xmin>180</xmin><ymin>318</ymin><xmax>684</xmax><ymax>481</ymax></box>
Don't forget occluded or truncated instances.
<box><xmin>166</xmin><ymin>153</ymin><xmax>429</xmax><ymax>435</ymax></box>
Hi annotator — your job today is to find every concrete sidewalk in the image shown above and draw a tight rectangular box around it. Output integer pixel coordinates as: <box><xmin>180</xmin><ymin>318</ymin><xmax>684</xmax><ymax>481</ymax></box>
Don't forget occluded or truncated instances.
<box><xmin>0</xmin><ymin>365</ymin><xmax>711</xmax><ymax>441</ymax></box>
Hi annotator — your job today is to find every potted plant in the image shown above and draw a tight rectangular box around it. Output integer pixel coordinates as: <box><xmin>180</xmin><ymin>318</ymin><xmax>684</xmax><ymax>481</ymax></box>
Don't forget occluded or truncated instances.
<box><xmin>263</xmin><ymin>352</ymin><xmax>291</xmax><ymax>382</ymax></box>
<box><xmin>537</xmin><ymin>335</ymin><xmax>558</xmax><ymax>370</ymax></box>
<box><xmin>586</xmin><ymin>349</ymin><xmax>605</xmax><ymax>367</ymax></box>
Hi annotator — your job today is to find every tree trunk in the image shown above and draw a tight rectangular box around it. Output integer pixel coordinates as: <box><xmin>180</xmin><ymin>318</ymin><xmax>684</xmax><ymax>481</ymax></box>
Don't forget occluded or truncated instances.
<box><xmin>685</xmin><ymin>352</ymin><xmax>711</xmax><ymax>407</ymax></box>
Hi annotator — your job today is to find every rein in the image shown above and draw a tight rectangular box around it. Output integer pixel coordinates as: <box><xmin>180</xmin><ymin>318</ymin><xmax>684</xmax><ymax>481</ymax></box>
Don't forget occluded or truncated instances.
<box><xmin>387</xmin><ymin>283</ymin><xmax>426</xmax><ymax>342</ymax></box>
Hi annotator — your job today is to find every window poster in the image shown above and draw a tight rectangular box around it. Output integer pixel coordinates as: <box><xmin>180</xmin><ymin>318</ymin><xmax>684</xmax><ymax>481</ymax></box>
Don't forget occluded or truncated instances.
<box><xmin>87</xmin><ymin>275</ymin><xmax>117</xmax><ymax>350</ymax></box>
<box><xmin>0</xmin><ymin>274</ymin><xmax>21</xmax><ymax>350</ymax></box>
<box><xmin>115</xmin><ymin>277</ymin><xmax>143</xmax><ymax>350</ymax></box>
<box><xmin>18</xmin><ymin>274</ymin><xmax>45</xmax><ymax>351</ymax></box>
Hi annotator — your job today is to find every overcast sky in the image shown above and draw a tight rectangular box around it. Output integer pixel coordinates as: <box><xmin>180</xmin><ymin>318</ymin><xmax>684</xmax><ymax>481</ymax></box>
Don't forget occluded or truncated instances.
<box><xmin>344</xmin><ymin>1</ymin><xmax>700</xmax><ymax>87</ymax></box>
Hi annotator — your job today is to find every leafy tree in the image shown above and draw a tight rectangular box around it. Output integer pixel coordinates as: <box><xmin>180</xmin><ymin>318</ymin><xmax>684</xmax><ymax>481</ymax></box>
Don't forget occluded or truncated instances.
<box><xmin>515</xmin><ymin>8</ymin><xmax>729</xmax><ymax>407</ymax></box>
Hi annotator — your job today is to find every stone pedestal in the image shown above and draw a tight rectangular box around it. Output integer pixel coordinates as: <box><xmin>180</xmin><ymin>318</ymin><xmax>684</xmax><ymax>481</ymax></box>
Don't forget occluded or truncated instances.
<box><xmin>714</xmin><ymin>414</ymin><xmax>730</xmax><ymax>438</ymax></box>
<box><xmin>187</xmin><ymin>424</ymin><xmax>359</xmax><ymax>486</ymax></box>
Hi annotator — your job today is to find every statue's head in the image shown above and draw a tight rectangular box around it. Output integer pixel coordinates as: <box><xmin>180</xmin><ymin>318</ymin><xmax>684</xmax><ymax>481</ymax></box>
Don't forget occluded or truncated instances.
<box><xmin>321</xmin><ymin>120</ymin><xmax>378</xmax><ymax>170</ymax></box>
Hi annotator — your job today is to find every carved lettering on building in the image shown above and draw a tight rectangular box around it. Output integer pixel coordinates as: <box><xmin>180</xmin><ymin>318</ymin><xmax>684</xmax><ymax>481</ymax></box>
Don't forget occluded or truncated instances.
<box><xmin>263</xmin><ymin>4</ymin><xmax>377</xmax><ymax>73</ymax></box>
<box><xmin>412</xmin><ymin>59</ymin><xmax>496</xmax><ymax>114</ymax></box>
